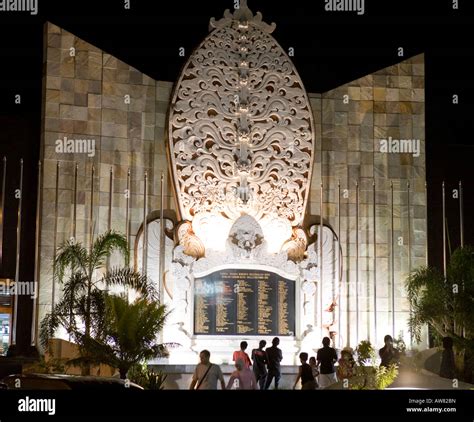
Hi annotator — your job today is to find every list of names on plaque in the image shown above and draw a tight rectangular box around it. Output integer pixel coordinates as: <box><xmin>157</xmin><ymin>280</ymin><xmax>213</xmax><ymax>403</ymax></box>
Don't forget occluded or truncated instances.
<box><xmin>257</xmin><ymin>274</ymin><xmax>274</xmax><ymax>335</ymax></box>
<box><xmin>215</xmin><ymin>280</ymin><xmax>234</xmax><ymax>334</ymax></box>
<box><xmin>236</xmin><ymin>275</ymin><xmax>256</xmax><ymax>335</ymax></box>
<box><xmin>194</xmin><ymin>269</ymin><xmax>295</xmax><ymax>336</ymax></box>
<box><xmin>194</xmin><ymin>278</ymin><xmax>211</xmax><ymax>334</ymax></box>
<box><xmin>278</xmin><ymin>279</ymin><xmax>290</xmax><ymax>335</ymax></box>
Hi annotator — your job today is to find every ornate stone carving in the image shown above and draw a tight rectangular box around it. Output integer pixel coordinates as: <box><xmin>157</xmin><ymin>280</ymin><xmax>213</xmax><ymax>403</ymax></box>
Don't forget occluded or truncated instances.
<box><xmin>209</xmin><ymin>0</ymin><xmax>276</xmax><ymax>34</ymax></box>
<box><xmin>228</xmin><ymin>214</ymin><xmax>264</xmax><ymax>258</ymax></box>
<box><xmin>192</xmin><ymin>215</ymin><xmax>299</xmax><ymax>279</ymax></box>
<box><xmin>282</xmin><ymin>227</ymin><xmax>308</xmax><ymax>263</ymax></box>
<box><xmin>168</xmin><ymin>0</ymin><xmax>315</xmax><ymax>232</ymax></box>
<box><xmin>177</xmin><ymin>221</ymin><xmax>205</xmax><ymax>259</ymax></box>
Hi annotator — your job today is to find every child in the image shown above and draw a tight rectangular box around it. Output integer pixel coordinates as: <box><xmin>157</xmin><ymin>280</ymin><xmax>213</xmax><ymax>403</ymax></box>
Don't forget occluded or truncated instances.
<box><xmin>309</xmin><ymin>356</ymin><xmax>320</xmax><ymax>388</ymax></box>
<box><xmin>293</xmin><ymin>352</ymin><xmax>316</xmax><ymax>390</ymax></box>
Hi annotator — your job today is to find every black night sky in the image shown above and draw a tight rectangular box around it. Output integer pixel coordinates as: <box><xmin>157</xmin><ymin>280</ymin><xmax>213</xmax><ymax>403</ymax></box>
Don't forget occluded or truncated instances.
<box><xmin>0</xmin><ymin>0</ymin><xmax>473</xmax><ymax>350</ymax></box>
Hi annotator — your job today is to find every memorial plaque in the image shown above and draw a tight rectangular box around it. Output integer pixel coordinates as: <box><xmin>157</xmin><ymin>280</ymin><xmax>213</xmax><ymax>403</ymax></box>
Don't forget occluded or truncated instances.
<box><xmin>193</xmin><ymin>269</ymin><xmax>295</xmax><ymax>336</ymax></box>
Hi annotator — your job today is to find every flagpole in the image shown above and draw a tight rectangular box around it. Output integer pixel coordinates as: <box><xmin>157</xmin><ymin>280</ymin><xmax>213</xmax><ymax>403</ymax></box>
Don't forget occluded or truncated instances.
<box><xmin>142</xmin><ymin>171</ymin><xmax>148</xmax><ymax>276</ymax></box>
<box><xmin>31</xmin><ymin>161</ymin><xmax>42</xmax><ymax>347</ymax></box>
<box><xmin>11</xmin><ymin>159</ymin><xmax>24</xmax><ymax>346</ymax></box>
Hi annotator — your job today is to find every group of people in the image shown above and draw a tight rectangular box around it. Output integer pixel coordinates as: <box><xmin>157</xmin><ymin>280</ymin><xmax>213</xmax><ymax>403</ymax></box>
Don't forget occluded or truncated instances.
<box><xmin>190</xmin><ymin>335</ymin><xmax>401</xmax><ymax>390</ymax></box>
<box><xmin>189</xmin><ymin>337</ymin><xmax>283</xmax><ymax>390</ymax></box>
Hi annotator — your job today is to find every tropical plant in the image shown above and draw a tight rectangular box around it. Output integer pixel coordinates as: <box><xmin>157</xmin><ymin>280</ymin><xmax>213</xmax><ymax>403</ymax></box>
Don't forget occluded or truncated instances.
<box><xmin>407</xmin><ymin>245</ymin><xmax>474</xmax><ymax>343</ymax></box>
<box><xmin>71</xmin><ymin>294</ymin><xmax>169</xmax><ymax>379</ymax></box>
<box><xmin>39</xmin><ymin>230</ymin><xmax>156</xmax><ymax>373</ymax></box>
<box><xmin>406</xmin><ymin>245</ymin><xmax>474</xmax><ymax>381</ymax></box>
<box><xmin>355</xmin><ymin>340</ymin><xmax>375</xmax><ymax>366</ymax></box>
<box><xmin>351</xmin><ymin>340</ymin><xmax>398</xmax><ymax>390</ymax></box>
<box><xmin>128</xmin><ymin>363</ymin><xmax>168</xmax><ymax>390</ymax></box>
<box><xmin>394</xmin><ymin>332</ymin><xmax>407</xmax><ymax>356</ymax></box>
<box><xmin>374</xmin><ymin>364</ymin><xmax>399</xmax><ymax>390</ymax></box>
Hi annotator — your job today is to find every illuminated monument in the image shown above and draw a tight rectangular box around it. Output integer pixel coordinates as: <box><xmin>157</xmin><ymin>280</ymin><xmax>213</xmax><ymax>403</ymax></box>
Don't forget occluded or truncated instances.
<box><xmin>37</xmin><ymin>1</ymin><xmax>427</xmax><ymax>365</ymax></box>
<box><xmin>158</xmin><ymin>1</ymin><xmax>326</xmax><ymax>361</ymax></box>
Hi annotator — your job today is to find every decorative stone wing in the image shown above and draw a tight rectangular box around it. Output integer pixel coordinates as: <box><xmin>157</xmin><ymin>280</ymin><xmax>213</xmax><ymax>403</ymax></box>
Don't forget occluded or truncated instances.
<box><xmin>167</xmin><ymin>0</ymin><xmax>315</xmax><ymax>228</ymax></box>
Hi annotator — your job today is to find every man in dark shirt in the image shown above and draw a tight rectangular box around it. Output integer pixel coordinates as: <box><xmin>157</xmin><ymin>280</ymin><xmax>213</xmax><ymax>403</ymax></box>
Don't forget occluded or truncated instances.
<box><xmin>317</xmin><ymin>336</ymin><xmax>338</xmax><ymax>388</ymax></box>
<box><xmin>379</xmin><ymin>335</ymin><xmax>400</xmax><ymax>368</ymax></box>
<box><xmin>251</xmin><ymin>339</ymin><xmax>268</xmax><ymax>389</ymax></box>
<box><xmin>264</xmin><ymin>337</ymin><xmax>283</xmax><ymax>389</ymax></box>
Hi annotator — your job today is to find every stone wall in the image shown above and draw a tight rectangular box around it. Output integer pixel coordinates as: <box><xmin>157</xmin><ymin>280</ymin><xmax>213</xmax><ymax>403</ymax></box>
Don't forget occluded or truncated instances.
<box><xmin>307</xmin><ymin>54</ymin><xmax>427</xmax><ymax>348</ymax></box>
<box><xmin>38</xmin><ymin>23</ymin><xmax>174</xmax><ymax>328</ymax></box>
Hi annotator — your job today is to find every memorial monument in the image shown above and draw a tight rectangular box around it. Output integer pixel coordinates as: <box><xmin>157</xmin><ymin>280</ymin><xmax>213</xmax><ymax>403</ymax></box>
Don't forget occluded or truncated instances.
<box><xmin>37</xmin><ymin>0</ymin><xmax>427</xmax><ymax>366</ymax></box>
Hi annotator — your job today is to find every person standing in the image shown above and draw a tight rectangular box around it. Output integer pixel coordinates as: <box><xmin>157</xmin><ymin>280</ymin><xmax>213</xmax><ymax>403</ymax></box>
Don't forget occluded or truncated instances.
<box><xmin>227</xmin><ymin>358</ymin><xmax>257</xmax><ymax>390</ymax></box>
<box><xmin>317</xmin><ymin>337</ymin><xmax>338</xmax><ymax>388</ymax></box>
<box><xmin>251</xmin><ymin>339</ymin><xmax>268</xmax><ymax>389</ymax></box>
<box><xmin>233</xmin><ymin>341</ymin><xmax>252</xmax><ymax>368</ymax></box>
<box><xmin>379</xmin><ymin>335</ymin><xmax>400</xmax><ymax>368</ymax></box>
<box><xmin>309</xmin><ymin>356</ymin><xmax>320</xmax><ymax>387</ymax></box>
<box><xmin>190</xmin><ymin>350</ymin><xmax>225</xmax><ymax>390</ymax></box>
<box><xmin>439</xmin><ymin>336</ymin><xmax>456</xmax><ymax>379</ymax></box>
<box><xmin>293</xmin><ymin>352</ymin><xmax>316</xmax><ymax>390</ymax></box>
<box><xmin>264</xmin><ymin>337</ymin><xmax>283</xmax><ymax>390</ymax></box>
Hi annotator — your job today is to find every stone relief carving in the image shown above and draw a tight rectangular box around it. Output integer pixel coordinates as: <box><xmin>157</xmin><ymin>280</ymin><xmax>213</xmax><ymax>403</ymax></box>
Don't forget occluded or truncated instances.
<box><xmin>228</xmin><ymin>214</ymin><xmax>264</xmax><ymax>258</ymax></box>
<box><xmin>136</xmin><ymin>218</ymin><xmax>175</xmax><ymax>290</ymax></box>
<box><xmin>282</xmin><ymin>227</ymin><xmax>308</xmax><ymax>263</ymax></box>
<box><xmin>170</xmin><ymin>245</ymin><xmax>196</xmax><ymax>317</ymax></box>
<box><xmin>189</xmin><ymin>215</ymin><xmax>298</xmax><ymax>279</ymax></box>
<box><xmin>168</xmin><ymin>0</ymin><xmax>315</xmax><ymax>233</ymax></box>
<box><xmin>209</xmin><ymin>0</ymin><xmax>276</xmax><ymax>34</ymax></box>
<box><xmin>177</xmin><ymin>221</ymin><xmax>205</xmax><ymax>259</ymax></box>
<box><xmin>168</xmin><ymin>218</ymin><xmax>340</xmax><ymax>333</ymax></box>
<box><xmin>303</xmin><ymin>225</ymin><xmax>341</xmax><ymax>332</ymax></box>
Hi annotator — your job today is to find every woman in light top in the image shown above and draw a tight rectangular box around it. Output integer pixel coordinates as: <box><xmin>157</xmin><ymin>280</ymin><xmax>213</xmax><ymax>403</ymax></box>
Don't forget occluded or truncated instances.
<box><xmin>227</xmin><ymin>359</ymin><xmax>257</xmax><ymax>390</ymax></box>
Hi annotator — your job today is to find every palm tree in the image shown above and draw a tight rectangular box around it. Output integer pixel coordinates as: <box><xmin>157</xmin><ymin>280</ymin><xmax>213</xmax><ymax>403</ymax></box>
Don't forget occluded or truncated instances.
<box><xmin>406</xmin><ymin>245</ymin><xmax>474</xmax><ymax>381</ymax></box>
<box><xmin>40</xmin><ymin>231</ymin><xmax>156</xmax><ymax>365</ymax></box>
<box><xmin>74</xmin><ymin>295</ymin><xmax>169</xmax><ymax>379</ymax></box>
<box><xmin>406</xmin><ymin>245</ymin><xmax>474</xmax><ymax>343</ymax></box>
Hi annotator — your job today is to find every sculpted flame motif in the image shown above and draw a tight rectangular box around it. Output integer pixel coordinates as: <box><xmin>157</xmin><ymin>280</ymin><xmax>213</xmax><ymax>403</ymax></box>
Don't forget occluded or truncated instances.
<box><xmin>167</xmin><ymin>0</ymin><xmax>315</xmax><ymax>229</ymax></box>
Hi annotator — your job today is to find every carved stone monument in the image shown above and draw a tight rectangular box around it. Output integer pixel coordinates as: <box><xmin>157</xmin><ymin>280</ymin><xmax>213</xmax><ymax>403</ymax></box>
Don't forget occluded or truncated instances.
<box><xmin>39</xmin><ymin>0</ymin><xmax>427</xmax><ymax>369</ymax></box>
<box><xmin>137</xmin><ymin>1</ymin><xmax>341</xmax><ymax>364</ymax></box>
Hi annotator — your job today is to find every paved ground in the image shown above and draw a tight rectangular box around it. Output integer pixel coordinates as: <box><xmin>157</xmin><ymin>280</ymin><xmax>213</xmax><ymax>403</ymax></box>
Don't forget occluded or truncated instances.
<box><xmin>387</xmin><ymin>367</ymin><xmax>473</xmax><ymax>390</ymax></box>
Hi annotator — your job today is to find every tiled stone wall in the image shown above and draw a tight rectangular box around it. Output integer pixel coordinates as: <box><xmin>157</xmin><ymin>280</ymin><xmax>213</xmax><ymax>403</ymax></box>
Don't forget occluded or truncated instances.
<box><xmin>38</xmin><ymin>23</ymin><xmax>175</xmax><ymax>328</ymax></box>
<box><xmin>308</xmin><ymin>54</ymin><xmax>427</xmax><ymax>348</ymax></box>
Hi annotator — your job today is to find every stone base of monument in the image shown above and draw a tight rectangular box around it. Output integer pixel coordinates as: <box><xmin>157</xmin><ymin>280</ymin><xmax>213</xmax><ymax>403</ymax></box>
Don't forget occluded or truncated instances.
<box><xmin>148</xmin><ymin>364</ymin><xmax>299</xmax><ymax>390</ymax></box>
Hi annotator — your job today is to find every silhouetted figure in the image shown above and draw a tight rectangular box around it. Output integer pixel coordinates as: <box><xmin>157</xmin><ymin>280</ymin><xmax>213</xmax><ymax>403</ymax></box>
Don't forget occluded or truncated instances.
<box><xmin>309</xmin><ymin>356</ymin><xmax>320</xmax><ymax>386</ymax></box>
<box><xmin>233</xmin><ymin>341</ymin><xmax>252</xmax><ymax>368</ymax></box>
<box><xmin>317</xmin><ymin>337</ymin><xmax>338</xmax><ymax>388</ymax></box>
<box><xmin>264</xmin><ymin>337</ymin><xmax>283</xmax><ymax>389</ymax></box>
<box><xmin>293</xmin><ymin>352</ymin><xmax>316</xmax><ymax>390</ymax></box>
<box><xmin>379</xmin><ymin>335</ymin><xmax>400</xmax><ymax>368</ymax></box>
<box><xmin>440</xmin><ymin>336</ymin><xmax>455</xmax><ymax>379</ymax></box>
<box><xmin>227</xmin><ymin>358</ymin><xmax>257</xmax><ymax>390</ymax></box>
<box><xmin>251</xmin><ymin>339</ymin><xmax>268</xmax><ymax>389</ymax></box>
